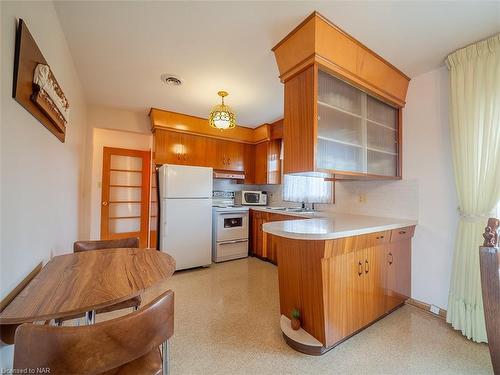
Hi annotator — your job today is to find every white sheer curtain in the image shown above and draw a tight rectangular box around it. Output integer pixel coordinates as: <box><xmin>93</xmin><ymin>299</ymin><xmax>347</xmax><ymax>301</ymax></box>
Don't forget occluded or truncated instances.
<box><xmin>282</xmin><ymin>175</ymin><xmax>333</xmax><ymax>203</ymax></box>
<box><xmin>446</xmin><ymin>34</ymin><xmax>500</xmax><ymax>343</ymax></box>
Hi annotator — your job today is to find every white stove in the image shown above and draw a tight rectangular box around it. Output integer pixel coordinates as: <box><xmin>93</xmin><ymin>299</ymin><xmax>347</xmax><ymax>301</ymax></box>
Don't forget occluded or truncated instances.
<box><xmin>212</xmin><ymin>192</ymin><xmax>250</xmax><ymax>263</ymax></box>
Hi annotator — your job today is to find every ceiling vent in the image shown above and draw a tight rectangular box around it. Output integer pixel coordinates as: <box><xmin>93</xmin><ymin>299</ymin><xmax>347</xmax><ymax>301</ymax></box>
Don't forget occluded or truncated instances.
<box><xmin>161</xmin><ymin>74</ymin><xmax>182</xmax><ymax>86</ymax></box>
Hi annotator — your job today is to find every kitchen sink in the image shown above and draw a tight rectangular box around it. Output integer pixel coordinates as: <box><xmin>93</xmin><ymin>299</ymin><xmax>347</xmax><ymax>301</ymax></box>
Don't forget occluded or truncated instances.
<box><xmin>265</xmin><ymin>207</ymin><xmax>317</xmax><ymax>214</ymax></box>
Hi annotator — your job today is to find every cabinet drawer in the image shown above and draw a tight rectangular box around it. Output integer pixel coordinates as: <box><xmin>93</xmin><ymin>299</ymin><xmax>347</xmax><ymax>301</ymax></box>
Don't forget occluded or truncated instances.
<box><xmin>215</xmin><ymin>240</ymin><xmax>248</xmax><ymax>262</ymax></box>
<box><xmin>390</xmin><ymin>226</ymin><xmax>415</xmax><ymax>242</ymax></box>
<box><xmin>365</xmin><ymin>231</ymin><xmax>390</xmax><ymax>247</ymax></box>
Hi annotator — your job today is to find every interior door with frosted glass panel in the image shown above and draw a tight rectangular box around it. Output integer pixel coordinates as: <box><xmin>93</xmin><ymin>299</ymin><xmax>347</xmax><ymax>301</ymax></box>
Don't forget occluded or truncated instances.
<box><xmin>100</xmin><ymin>147</ymin><xmax>151</xmax><ymax>248</ymax></box>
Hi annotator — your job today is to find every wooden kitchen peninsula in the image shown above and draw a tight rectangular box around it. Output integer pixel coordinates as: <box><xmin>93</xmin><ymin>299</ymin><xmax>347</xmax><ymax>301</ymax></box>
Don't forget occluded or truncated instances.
<box><xmin>263</xmin><ymin>214</ymin><xmax>416</xmax><ymax>355</ymax></box>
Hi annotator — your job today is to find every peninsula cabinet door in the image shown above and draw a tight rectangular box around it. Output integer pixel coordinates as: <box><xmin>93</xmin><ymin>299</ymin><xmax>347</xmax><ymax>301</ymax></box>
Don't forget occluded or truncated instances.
<box><xmin>385</xmin><ymin>239</ymin><xmax>411</xmax><ymax>311</ymax></box>
<box><xmin>346</xmin><ymin>249</ymin><xmax>367</xmax><ymax>334</ymax></box>
<box><xmin>363</xmin><ymin>246</ymin><xmax>387</xmax><ymax>322</ymax></box>
<box><xmin>345</xmin><ymin>246</ymin><xmax>386</xmax><ymax>334</ymax></box>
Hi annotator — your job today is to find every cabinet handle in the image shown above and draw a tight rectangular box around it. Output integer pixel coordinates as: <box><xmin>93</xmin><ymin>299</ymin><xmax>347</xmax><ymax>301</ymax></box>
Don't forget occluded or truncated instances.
<box><xmin>376</xmin><ymin>235</ymin><xmax>385</xmax><ymax>240</ymax></box>
<box><xmin>223</xmin><ymin>157</ymin><xmax>226</xmax><ymax>165</ymax></box>
<box><xmin>183</xmin><ymin>154</ymin><xmax>187</xmax><ymax>161</ymax></box>
<box><xmin>176</xmin><ymin>153</ymin><xmax>180</xmax><ymax>160</ymax></box>
<box><xmin>219</xmin><ymin>239</ymin><xmax>248</xmax><ymax>245</ymax></box>
<box><xmin>388</xmin><ymin>252</ymin><xmax>393</xmax><ymax>265</ymax></box>
<box><xmin>398</xmin><ymin>230</ymin><xmax>406</xmax><ymax>235</ymax></box>
<box><xmin>358</xmin><ymin>261</ymin><xmax>363</xmax><ymax>276</ymax></box>
<box><xmin>365</xmin><ymin>260</ymin><xmax>369</xmax><ymax>274</ymax></box>
<box><xmin>228</xmin><ymin>157</ymin><xmax>231</xmax><ymax>165</ymax></box>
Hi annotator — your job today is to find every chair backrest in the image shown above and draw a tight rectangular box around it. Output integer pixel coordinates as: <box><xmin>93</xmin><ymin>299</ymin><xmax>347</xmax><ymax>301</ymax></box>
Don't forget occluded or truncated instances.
<box><xmin>74</xmin><ymin>237</ymin><xmax>139</xmax><ymax>252</ymax></box>
<box><xmin>13</xmin><ymin>289</ymin><xmax>174</xmax><ymax>374</ymax></box>
<box><xmin>479</xmin><ymin>217</ymin><xmax>499</xmax><ymax>375</ymax></box>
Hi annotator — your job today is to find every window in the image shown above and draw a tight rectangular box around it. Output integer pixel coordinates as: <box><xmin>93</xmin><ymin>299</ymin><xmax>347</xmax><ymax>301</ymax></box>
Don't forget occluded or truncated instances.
<box><xmin>282</xmin><ymin>174</ymin><xmax>333</xmax><ymax>203</ymax></box>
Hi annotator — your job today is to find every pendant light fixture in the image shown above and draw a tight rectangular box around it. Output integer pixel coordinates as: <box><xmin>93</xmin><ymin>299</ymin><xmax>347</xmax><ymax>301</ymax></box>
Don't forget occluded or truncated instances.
<box><xmin>209</xmin><ymin>91</ymin><xmax>236</xmax><ymax>130</ymax></box>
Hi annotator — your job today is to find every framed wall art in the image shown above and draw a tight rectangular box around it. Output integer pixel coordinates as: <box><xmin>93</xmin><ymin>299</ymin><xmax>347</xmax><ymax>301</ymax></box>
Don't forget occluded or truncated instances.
<box><xmin>12</xmin><ymin>19</ymin><xmax>70</xmax><ymax>142</ymax></box>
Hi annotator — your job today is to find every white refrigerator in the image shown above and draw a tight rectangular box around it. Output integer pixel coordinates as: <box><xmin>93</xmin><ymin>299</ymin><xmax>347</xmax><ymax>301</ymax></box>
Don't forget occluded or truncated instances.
<box><xmin>159</xmin><ymin>164</ymin><xmax>213</xmax><ymax>270</ymax></box>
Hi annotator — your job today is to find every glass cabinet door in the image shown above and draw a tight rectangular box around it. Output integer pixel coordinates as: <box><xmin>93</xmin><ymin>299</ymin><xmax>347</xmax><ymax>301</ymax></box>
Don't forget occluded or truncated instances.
<box><xmin>316</xmin><ymin>69</ymin><xmax>398</xmax><ymax>177</ymax></box>
<box><xmin>366</xmin><ymin>96</ymin><xmax>398</xmax><ymax>176</ymax></box>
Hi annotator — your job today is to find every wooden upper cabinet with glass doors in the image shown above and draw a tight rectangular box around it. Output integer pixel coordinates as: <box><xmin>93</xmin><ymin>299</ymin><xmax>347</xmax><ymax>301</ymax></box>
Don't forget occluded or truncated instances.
<box><xmin>273</xmin><ymin>11</ymin><xmax>410</xmax><ymax>179</ymax></box>
<box><xmin>316</xmin><ymin>70</ymin><xmax>400</xmax><ymax>177</ymax></box>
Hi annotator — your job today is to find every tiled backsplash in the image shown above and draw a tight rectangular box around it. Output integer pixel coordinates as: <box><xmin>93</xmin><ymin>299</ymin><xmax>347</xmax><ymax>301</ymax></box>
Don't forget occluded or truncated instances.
<box><xmin>213</xmin><ymin>178</ymin><xmax>419</xmax><ymax>220</ymax></box>
<box><xmin>320</xmin><ymin>179</ymin><xmax>419</xmax><ymax>219</ymax></box>
<box><xmin>212</xmin><ymin>179</ymin><xmax>259</xmax><ymax>192</ymax></box>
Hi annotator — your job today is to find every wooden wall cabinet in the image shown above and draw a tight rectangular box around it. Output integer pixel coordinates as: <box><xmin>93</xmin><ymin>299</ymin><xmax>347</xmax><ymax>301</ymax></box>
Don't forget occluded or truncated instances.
<box><xmin>243</xmin><ymin>144</ymin><xmax>256</xmax><ymax>185</ymax></box>
<box><xmin>283</xmin><ymin>65</ymin><xmax>402</xmax><ymax>179</ymax></box>
<box><xmin>154</xmin><ymin>130</ymin><xmax>211</xmax><ymax>166</ymax></box>
<box><xmin>254</xmin><ymin>140</ymin><xmax>282</xmax><ymax>185</ymax></box>
<box><xmin>272</xmin><ymin>225</ymin><xmax>415</xmax><ymax>353</ymax></box>
<box><xmin>274</xmin><ymin>12</ymin><xmax>409</xmax><ymax>180</ymax></box>
<box><xmin>216</xmin><ymin>140</ymin><xmax>245</xmax><ymax>172</ymax></box>
<box><xmin>153</xmin><ymin>127</ymin><xmax>282</xmax><ymax>185</ymax></box>
<box><xmin>154</xmin><ymin>129</ymin><xmax>250</xmax><ymax>172</ymax></box>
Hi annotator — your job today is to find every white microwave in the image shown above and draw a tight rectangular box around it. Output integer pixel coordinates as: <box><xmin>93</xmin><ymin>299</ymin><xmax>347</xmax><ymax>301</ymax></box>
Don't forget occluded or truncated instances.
<box><xmin>234</xmin><ymin>191</ymin><xmax>267</xmax><ymax>206</ymax></box>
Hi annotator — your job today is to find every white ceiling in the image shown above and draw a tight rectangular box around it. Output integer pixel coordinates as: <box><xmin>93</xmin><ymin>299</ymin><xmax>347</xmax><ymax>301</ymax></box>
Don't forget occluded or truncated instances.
<box><xmin>54</xmin><ymin>1</ymin><xmax>500</xmax><ymax>127</ymax></box>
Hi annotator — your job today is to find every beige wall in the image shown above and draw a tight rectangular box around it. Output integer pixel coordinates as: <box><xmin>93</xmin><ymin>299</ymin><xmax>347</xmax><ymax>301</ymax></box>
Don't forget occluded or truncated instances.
<box><xmin>79</xmin><ymin>105</ymin><xmax>152</xmax><ymax>239</ymax></box>
<box><xmin>82</xmin><ymin>105</ymin><xmax>152</xmax><ymax>240</ymax></box>
<box><xmin>402</xmin><ymin>66</ymin><xmax>458</xmax><ymax>310</ymax></box>
<box><xmin>87</xmin><ymin>104</ymin><xmax>151</xmax><ymax>134</ymax></box>
<box><xmin>1</xmin><ymin>0</ymin><xmax>88</xmax><ymax>366</ymax></box>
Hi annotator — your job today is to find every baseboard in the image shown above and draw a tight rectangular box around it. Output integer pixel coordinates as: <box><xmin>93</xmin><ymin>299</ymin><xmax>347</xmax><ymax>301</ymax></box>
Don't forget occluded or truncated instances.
<box><xmin>405</xmin><ymin>298</ymin><xmax>447</xmax><ymax>320</ymax></box>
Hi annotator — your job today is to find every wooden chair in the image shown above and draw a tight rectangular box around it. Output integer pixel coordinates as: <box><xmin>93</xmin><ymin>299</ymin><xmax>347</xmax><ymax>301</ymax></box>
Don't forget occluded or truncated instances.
<box><xmin>57</xmin><ymin>238</ymin><xmax>142</xmax><ymax>324</ymax></box>
<box><xmin>13</xmin><ymin>289</ymin><xmax>174</xmax><ymax>375</ymax></box>
<box><xmin>479</xmin><ymin>217</ymin><xmax>499</xmax><ymax>375</ymax></box>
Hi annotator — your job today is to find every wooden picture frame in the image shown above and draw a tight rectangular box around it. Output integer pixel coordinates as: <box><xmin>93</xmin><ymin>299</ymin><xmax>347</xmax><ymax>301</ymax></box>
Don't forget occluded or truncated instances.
<box><xmin>12</xmin><ymin>19</ymin><xmax>67</xmax><ymax>142</ymax></box>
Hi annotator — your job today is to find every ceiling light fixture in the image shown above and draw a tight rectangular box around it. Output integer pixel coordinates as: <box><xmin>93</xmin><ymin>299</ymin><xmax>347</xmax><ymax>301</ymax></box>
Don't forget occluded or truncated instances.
<box><xmin>209</xmin><ymin>91</ymin><xmax>236</xmax><ymax>130</ymax></box>
<box><xmin>161</xmin><ymin>74</ymin><xmax>182</xmax><ymax>86</ymax></box>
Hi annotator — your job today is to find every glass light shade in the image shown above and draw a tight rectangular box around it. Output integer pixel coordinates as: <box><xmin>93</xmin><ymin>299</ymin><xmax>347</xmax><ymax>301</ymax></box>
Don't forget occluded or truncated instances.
<box><xmin>209</xmin><ymin>91</ymin><xmax>236</xmax><ymax>129</ymax></box>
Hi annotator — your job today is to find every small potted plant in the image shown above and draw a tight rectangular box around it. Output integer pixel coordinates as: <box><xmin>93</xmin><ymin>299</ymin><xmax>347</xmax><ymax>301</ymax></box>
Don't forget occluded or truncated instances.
<box><xmin>291</xmin><ymin>308</ymin><xmax>301</xmax><ymax>330</ymax></box>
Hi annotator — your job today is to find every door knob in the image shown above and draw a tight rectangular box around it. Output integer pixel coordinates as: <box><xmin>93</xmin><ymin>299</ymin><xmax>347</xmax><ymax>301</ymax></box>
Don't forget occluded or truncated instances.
<box><xmin>102</xmin><ymin>201</ymin><xmax>108</xmax><ymax>206</ymax></box>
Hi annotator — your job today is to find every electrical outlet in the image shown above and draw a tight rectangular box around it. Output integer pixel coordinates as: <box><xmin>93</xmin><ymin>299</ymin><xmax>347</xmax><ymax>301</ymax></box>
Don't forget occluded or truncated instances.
<box><xmin>430</xmin><ymin>305</ymin><xmax>440</xmax><ymax>315</ymax></box>
<box><xmin>358</xmin><ymin>194</ymin><xmax>367</xmax><ymax>203</ymax></box>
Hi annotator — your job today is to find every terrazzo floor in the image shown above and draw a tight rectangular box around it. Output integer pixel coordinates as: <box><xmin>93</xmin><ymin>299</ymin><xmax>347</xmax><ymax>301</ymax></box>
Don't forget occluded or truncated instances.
<box><xmin>100</xmin><ymin>257</ymin><xmax>493</xmax><ymax>375</ymax></box>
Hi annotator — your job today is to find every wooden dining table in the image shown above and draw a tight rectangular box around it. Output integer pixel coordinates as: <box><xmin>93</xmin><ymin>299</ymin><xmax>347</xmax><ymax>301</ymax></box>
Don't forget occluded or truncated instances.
<box><xmin>0</xmin><ymin>248</ymin><xmax>176</xmax><ymax>325</ymax></box>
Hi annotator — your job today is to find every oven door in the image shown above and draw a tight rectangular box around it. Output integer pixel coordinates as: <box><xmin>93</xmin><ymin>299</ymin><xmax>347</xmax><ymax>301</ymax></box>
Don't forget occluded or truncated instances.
<box><xmin>216</xmin><ymin>211</ymin><xmax>249</xmax><ymax>242</ymax></box>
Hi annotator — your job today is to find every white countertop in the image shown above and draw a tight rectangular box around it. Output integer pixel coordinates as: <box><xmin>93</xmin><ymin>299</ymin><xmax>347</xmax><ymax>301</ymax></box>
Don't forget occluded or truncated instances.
<box><xmin>262</xmin><ymin>212</ymin><xmax>417</xmax><ymax>240</ymax></box>
<box><xmin>250</xmin><ymin>206</ymin><xmax>324</xmax><ymax>218</ymax></box>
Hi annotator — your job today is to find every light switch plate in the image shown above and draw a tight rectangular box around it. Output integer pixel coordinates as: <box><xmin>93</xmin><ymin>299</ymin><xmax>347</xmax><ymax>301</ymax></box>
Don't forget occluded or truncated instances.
<box><xmin>430</xmin><ymin>305</ymin><xmax>440</xmax><ymax>315</ymax></box>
